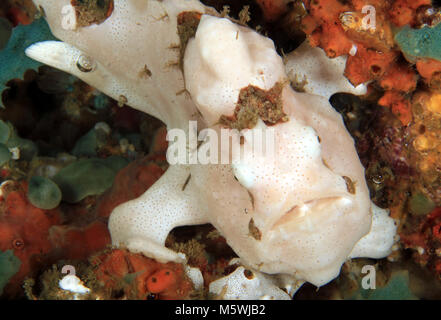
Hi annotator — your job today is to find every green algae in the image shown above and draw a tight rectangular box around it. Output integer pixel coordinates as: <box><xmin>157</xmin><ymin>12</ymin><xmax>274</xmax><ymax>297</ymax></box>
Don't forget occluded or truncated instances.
<box><xmin>0</xmin><ymin>120</ymin><xmax>37</xmax><ymax>161</ymax></box>
<box><xmin>6</xmin><ymin>130</ymin><xmax>38</xmax><ymax>161</ymax></box>
<box><xmin>27</xmin><ymin>176</ymin><xmax>62</xmax><ymax>210</ymax></box>
<box><xmin>71</xmin><ymin>123</ymin><xmax>110</xmax><ymax>157</ymax></box>
<box><xmin>0</xmin><ymin>250</ymin><xmax>21</xmax><ymax>295</ymax></box>
<box><xmin>0</xmin><ymin>143</ymin><xmax>11</xmax><ymax>166</ymax></box>
<box><xmin>52</xmin><ymin>156</ymin><xmax>128</xmax><ymax>203</ymax></box>
<box><xmin>0</xmin><ymin>120</ymin><xmax>11</xmax><ymax>144</ymax></box>
<box><xmin>101</xmin><ymin>155</ymin><xmax>129</xmax><ymax>172</ymax></box>
<box><xmin>71</xmin><ymin>129</ymin><xmax>99</xmax><ymax>157</ymax></box>
<box><xmin>409</xmin><ymin>192</ymin><xmax>436</xmax><ymax>216</ymax></box>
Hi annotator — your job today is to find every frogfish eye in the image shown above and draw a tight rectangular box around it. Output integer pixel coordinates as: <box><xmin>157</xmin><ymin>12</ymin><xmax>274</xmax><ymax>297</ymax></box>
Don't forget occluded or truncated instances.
<box><xmin>77</xmin><ymin>55</ymin><xmax>96</xmax><ymax>73</ymax></box>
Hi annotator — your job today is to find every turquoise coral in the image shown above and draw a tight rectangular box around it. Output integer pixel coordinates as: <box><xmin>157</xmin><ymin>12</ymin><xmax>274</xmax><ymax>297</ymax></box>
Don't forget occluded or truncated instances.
<box><xmin>350</xmin><ymin>270</ymin><xmax>418</xmax><ymax>300</ymax></box>
<box><xmin>0</xmin><ymin>18</ymin><xmax>12</xmax><ymax>50</ymax></box>
<box><xmin>0</xmin><ymin>18</ymin><xmax>56</xmax><ymax>107</ymax></box>
<box><xmin>395</xmin><ymin>24</ymin><xmax>441</xmax><ymax>62</ymax></box>
<box><xmin>367</xmin><ymin>271</ymin><xmax>418</xmax><ymax>300</ymax></box>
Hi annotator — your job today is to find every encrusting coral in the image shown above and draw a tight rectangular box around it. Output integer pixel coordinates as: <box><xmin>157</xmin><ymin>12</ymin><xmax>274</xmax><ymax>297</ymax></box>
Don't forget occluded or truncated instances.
<box><xmin>299</xmin><ymin>0</ymin><xmax>441</xmax><ymax>126</ymax></box>
<box><xmin>92</xmin><ymin>248</ymin><xmax>194</xmax><ymax>300</ymax></box>
<box><xmin>96</xmin><ymin>153</ymin><xmax>167</xmax><ymax>218</ymax></box>
<box><xmin>24</xmin><ymin>0</ymin><xmax>397</xmax><ymax>297</ymax></box>
<box><xmin>0</xmin><ymin>122</ymin><xmax>181</xmax><ymax>299</ymax></box>
<box><xmin>0</xmin><ymin>69</ymin><xmax>170</xmax><ymax>297</ymax></box>
<box><xmin>0</xmin><ymin>181</ymin><xmax>61</xmax><ymax>296</ymax></box>
<box><xmin>0</xmin><ymin>180</ymin><xmax>113</xmax><ymax>296</ymax></box>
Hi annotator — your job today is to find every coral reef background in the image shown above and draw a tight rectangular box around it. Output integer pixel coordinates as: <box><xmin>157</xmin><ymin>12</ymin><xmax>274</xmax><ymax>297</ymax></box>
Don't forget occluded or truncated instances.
<box><xmin>0</xmin><ymin>0</ymin><xmax>440</xmax><ymax>300</ymax></box>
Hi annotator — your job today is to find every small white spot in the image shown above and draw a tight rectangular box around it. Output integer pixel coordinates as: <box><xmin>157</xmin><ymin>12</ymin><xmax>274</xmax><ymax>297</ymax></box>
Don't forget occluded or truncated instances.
<box><xmin>9</xmin><ymin>147</ymin><xmax>20</xmax><ymax>160</ymax></box>
<box><xmin>59</xmin><ymin>275</ymin><xmax>90</xmax><ymax>295</ymax></box>
<box><xmin>61</xmin><ymin>5</ymin><xmax>77</xmax><ymax>31</ymax></box>
<box><xmin>349</xmin><ymin>44</ymin><xmax>357</xmax><ymax>56</ymax></box>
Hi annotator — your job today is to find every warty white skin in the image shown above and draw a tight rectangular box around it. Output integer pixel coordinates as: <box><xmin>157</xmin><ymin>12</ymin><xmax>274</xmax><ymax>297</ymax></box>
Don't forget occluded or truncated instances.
<box><xmin>209</xmin><ymin>261</ymin><xmax>292</xmax><ymax>300</ymax></box>
<box><xmin>27</xmin><ymin>0</ymin><xmax>211</xmax><ymax>129</ymax></box>
<box><xmin>26</xmin><ymin>0</ymin><xmax>396</xmax><ymax>290</ymax></box>
<box><xmin>284</xmin><ymin>41</ymin><xmax>367</xmax><ymax>99</ymax></box>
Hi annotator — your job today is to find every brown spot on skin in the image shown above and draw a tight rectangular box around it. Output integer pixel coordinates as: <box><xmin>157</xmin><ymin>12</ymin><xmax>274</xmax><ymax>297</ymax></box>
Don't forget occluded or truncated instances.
<box><xmin>118</xmin><ymin>95</ymin><xmax>128</xmax><ymax>107</ymax></box>
<box><xmin>38</xmin><ymin>5</ymin><xmax>46</xmax><ymax>18</ymax></box>
<box><xmin>176</xmin><ymin>89</ymin><xmax>190</xmax><ymax>97</ymax></box>
<box><xmin>139</xmin><ymin>65</ymin><xmax>152</xmax><ymax>79</ymax></box>
<box><xmin>326</xmin><ymin>49</ymin><xmax>336</xmax><ymax>58</ymax></box>
<box><xmin>71</xmin><ymin>0</ymin><xmax>114</xmax><ymax>27</ymax></box>
<box><xmin>289</xmin><ymin>74</ymin><xmax>308</xmax><ymax>92</ymax></box>
<box><xmin>168</xmin><ymin>43</ymin><xmax>181</xmax><ymax>50</ymax></box>
<box><xmin>248</xmin><ymin>218</ymin><xmax>262</xmax><ymax>240</ymax></box>
<box><xmin>343</xmin><ymin>176</ymin><xmax>356</xmax><ymax>194</ymax></box>
<box><xmin>219</xmin><ymin>82</ymin><xmax>289</xmax><ymax>131</ymax></box>
<box><xmin>182</xmin><ymin>174</ymin><xmax>191</xmax><ymax>191</ymax></box>
<box><xmin>248</xmin><ymin>191</ymin><xmax>255</xmax><ymax>209</ymax></box>
<box><xmin>243</xmin><ymin>269</ymin><xmax>254</xmax><ymax>279</ymax></box>
<box><xmin>322</xmin><ymin>158</ymin><xmax>331</xmax><ymax>169</ymax></box>
<box><xmin>177</xmin><ymin>12</ymin><xmax>202</xmax><ymax>68</ymax></box>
